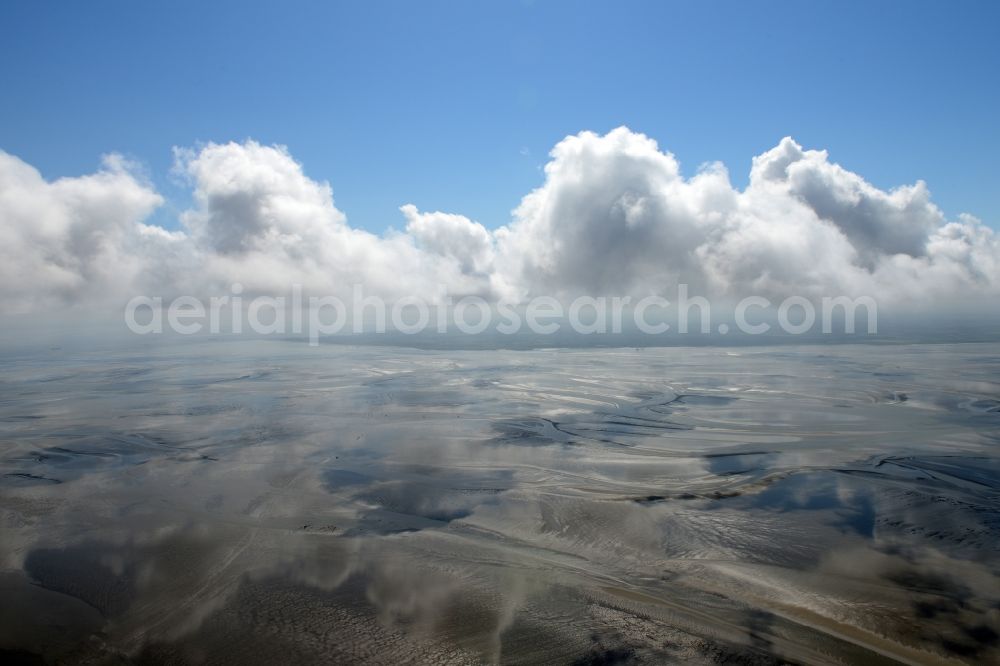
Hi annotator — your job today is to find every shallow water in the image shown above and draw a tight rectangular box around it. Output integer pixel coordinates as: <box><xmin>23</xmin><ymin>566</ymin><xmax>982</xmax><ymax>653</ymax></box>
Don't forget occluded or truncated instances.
<box><xmin>2</xmin><ymin>340</ymin><xmax>999</xmax><ymax>664</ymax></box>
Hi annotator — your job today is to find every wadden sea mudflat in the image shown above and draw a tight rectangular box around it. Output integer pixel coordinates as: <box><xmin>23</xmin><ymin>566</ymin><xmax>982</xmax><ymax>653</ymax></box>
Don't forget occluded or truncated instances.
<box><xmin>1</xmin><ymin>339</ymin><xmax>999</xmax><ymax>664</ymax></box>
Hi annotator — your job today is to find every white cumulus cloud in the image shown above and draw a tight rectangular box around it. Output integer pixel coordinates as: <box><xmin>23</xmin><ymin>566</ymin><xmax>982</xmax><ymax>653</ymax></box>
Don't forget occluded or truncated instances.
<box><xmin>0</xmin><ymin>151</ymin><xmax>162</xmax><ymax>311</ymax></box>
<box><xmin>0</xmin><ymin>128</ymin><xmax>997</xmax><ymax>314</ymax></box>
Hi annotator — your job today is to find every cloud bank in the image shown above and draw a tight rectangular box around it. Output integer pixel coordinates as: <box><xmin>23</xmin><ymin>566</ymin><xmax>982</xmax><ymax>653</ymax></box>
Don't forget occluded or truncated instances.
<box><xmin>1</xmin><ymin>127</ymin><xmax>998</xmax><ymax>313</ymax></box>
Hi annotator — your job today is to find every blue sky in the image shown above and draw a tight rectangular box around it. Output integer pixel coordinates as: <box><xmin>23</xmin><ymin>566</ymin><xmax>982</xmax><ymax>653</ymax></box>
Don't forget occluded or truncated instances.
<box><xmin>2</xmin><ymin>0</ymin><xmax>998</xmax><ymax>232</ymax></box>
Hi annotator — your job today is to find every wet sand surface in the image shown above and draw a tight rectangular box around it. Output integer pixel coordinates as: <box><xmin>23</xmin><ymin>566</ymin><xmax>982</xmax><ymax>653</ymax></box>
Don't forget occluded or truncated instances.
<box><xmin>2</xmin><ymin>340</ymin><xmax>999</xmax><ymax>664</ymax></box>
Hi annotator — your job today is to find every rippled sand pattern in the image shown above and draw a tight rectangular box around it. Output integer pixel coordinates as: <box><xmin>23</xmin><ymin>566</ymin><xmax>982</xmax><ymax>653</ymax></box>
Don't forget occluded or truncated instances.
<box><xmin>2</xmin><ymin>341</ymin><xmax>1000</xmax><ymax>664</ymax></box>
